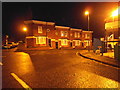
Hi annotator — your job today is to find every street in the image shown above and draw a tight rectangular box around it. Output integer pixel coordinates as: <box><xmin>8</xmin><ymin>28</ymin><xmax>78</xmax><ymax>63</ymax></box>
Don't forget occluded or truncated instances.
<box><xmin>2</xmin><ymin>49</ymin><xmax>120</xmax><ymax>88</ymax></box>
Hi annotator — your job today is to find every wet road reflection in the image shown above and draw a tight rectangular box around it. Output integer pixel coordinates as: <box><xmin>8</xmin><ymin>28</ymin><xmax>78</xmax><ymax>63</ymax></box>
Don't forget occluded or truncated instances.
<box><xmin>2</xmin><ymin>50</ymin><xmax>120</xmax><ymax>88</ymax></box>
<box><xmin>13</xmin><ymin>52</ymin><xmax>35</xmax><ymax>75</ymax></box>
<box><xmin>73</xmin><ymin>70</ymin><xmax>119</xmax><ymax>88</ymax></box>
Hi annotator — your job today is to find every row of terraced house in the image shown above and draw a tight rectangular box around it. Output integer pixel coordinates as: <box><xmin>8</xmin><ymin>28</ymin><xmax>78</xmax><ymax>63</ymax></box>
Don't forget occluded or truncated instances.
<box><xmin>24</xmin><ymin>20</ymin><xmax>93</xmax><ymax>49</ymax></box>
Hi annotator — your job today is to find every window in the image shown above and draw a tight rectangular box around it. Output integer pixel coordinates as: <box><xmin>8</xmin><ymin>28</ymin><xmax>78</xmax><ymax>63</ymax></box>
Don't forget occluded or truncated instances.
<box><xmin>78</xmin><ymin>33</ymin><xmax>80</xmax><ymax>38</ymax></box>
<box><xmin>38</xmin><ymin>26</ymin><xmax>42</xmax><ymax>33</ymax></box>
<box><xmin>75</xmin><ymin>40</ymin><xmax>80</xmax><ymax>46</ymax></box>
<box><xmin>86</xmin><ymin>41</ymin><xmax>89</xmax><ymax>46</ymax></box>
<box><xmin>84</xmin><ymin>40</ymin><xmax>89</xmax><ymax>46</ymax></box>
<box><xmin>61</xmin><ymin>31</ymin><xmax>64</xmax><ymax>36</ymax></box>
<box><xmin>75</xmin><ymin>32</ymin><xmax>80</xmax><ymax>38</ymax></box>
<box><xmin>75</xmin><ymin>32</ymin><xmax>77</xmax><ymax>38</ymax></box>
<box><xmin>64</xmin><ymin>31</ymin><xmax>68</xmax><ymax>37</ymax></box>
<box><xmin>36</xmin><ymin>36</ymin><xmax>46</xmax><ymax>44</ymax></box>
<box><xmin>61</xmin><ymin>39</ymin><xmax>68</xmax><ymax>45</ymax></box>
<box><xmin>85</xmin><ymin>34</ymin><xmax>90</xmax><ymax>39</ymax></box>
<box><xmin>61</xmin><ymin>31</ymin><xmax>68</xmax><ymax>37</ymax></box>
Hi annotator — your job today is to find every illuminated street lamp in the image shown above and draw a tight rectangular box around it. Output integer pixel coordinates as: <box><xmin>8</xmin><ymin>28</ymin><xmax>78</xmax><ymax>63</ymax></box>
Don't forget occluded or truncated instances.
<box><xmin>23</xmin><ymin>27</ymin><xmax>27</xmax><ymax>32</ymax></box>
<box><xmin>85</xmin><ymin>11</ymin><xmax>90</xmax><ymax>31</ymax></box>
<box><xmin>111</xmin><ymin>8</ymin><xmax>119</xmax><ymax>46</ymax></box>
<box><xmin>111</xmin><ymin>7</ymin><xmax>120</xmax><ymax>17</ymax></box>
<box><xmin>23</xmin><ymin>27</ymin><xmax>27</xmax><ymax>47</ymax></box>
<box><xmin>85</xmin><ymin>10</ymin><xmax>90</xmax><ymax>51</ymax></box>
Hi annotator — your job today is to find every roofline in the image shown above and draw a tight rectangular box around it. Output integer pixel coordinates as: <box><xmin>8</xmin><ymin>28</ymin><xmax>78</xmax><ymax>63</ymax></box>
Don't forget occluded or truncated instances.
<box><xmin>24</xmin><ymin>20</ymin><xmax>55</xmax><ymax>25</ymax></box>
<box><xmin>55</xmin><ymin>26</ymin><xmax>70</xmax><ymax>29</ymax></box>
<box><xmin>82</xmin><ymin>31</ymin><xmax>93</xmax><ymax>33</ymax></box>
<box><xmin>70</xmin><ymin>28</ymin><xmax>82</xmax><ymax>31</ymax></box>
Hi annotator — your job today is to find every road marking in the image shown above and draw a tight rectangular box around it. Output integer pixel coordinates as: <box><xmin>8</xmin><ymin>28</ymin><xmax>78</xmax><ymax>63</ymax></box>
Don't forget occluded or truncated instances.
<box><xmin>11</xmin><ymin>73</ymin><xmax>32</xmax><ymax>90</ymax></box>
<box><xmin>0</xmin><ymin>62</ymin><xmax>3</xmax><ymax>66</ymax></box>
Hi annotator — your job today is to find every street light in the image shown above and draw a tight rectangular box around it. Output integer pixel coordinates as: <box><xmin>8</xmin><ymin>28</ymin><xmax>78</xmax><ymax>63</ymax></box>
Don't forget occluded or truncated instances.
<box><xmin>23</xmin><ymin>27</ymin><xmax>27</xmax><ymax>32</ymax></box>
<box><xmin>85</xmin><ymin>11</ymin><xmax>90</xmax><ymax>31</ymax></box>
<box><xmin>111</xmin><ymin>7</ymin><xmax>120</xmax><ymax>48</ymax></box>
<box><xmin>23</xmin><ymin>27</ymin><xmax>27</xmax><ymax>47</ymax></box>
<box><xmin>85</xmin><ymin>10</ymin><xmax>90</xmax><ymax>51</ymax></box>
<box><xmin>111</xmin><ymin>9</ymin><xmax>117</xmax><ymax>48</ymax></box>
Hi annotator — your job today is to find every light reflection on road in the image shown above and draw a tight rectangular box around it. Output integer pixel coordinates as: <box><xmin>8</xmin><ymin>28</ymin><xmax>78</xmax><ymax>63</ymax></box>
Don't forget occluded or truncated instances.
<box><xmin>74</xmin><ymin>70</ymin><xmax>120</xmax><ymax>88</ymax></box>
<box><xmin>15</xmin><ymin>52</ymin><xmax>35</xmax><ymax>75</ymax></box>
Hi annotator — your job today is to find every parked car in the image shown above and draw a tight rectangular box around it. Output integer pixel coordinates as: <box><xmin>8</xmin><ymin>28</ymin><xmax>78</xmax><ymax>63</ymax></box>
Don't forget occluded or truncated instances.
<box><xmin>2</xmin><ymin>42</ymin><xmax>19</xmax><ymax>49</ymax></box>
<box><xmin>11</xmin><ymin>42</ymin><xmax>18</xmax><ymax>48</ymax></box>
<box><xmin>2</xmin><ymin>44</ymin><xmax>12</xmax><ymax>49</ymax></box>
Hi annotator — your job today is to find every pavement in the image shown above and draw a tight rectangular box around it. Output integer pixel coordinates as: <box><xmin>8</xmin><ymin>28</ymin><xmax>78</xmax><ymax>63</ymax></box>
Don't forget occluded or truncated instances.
<box><xmin>78</xmin><ymin>50</ymin><xmax>120</xmax><ymax>69</ymax></box>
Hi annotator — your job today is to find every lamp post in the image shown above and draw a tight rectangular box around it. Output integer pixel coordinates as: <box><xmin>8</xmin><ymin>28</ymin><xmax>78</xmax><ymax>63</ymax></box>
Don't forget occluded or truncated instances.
<box><xmin>85</xmin><ymin>11</ymin><xmax>90</xmax><ymax>31</ymax></box>
<box><xmin>85</xmin><ymin>11</ymin><xmax>90</xmax><ymax>51</ymax></box>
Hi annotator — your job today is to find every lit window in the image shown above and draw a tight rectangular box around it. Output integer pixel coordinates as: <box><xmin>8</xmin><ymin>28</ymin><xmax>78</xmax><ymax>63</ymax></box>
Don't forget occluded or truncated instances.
<box><xmin>75</xmin><ymin>40</ymin><xmax>80</xmax><ymax>46</ymax></box>
<box><xmin>61</xmin><ymin>31</ymin><xmax>64</xmax><ymax>36</ymax></box>
<box><xmin>36</xmin><ymin>36</ymin><xmax>46</xmax><ymax>44</ymax></box>
<box><xmin>85</xmin><ymin>34</ymin><xmax>90</xmax><ymax>39</ymax></box>
<box><xmin>61</xmin><ymin>31</ymin><xmax>68</xmax><ymax>37</ymax></box>
<box><xmin>78</xmin><ymin>33</ymin><xmax>80</xmax><ymax>38</ymax></box>
<box><xmin>64</xmin><ymin>31</ymin><xmax>68</xmax><ymax>37</ymax></box>
<box><xmin>61</xmin><ymin>39</ymin><xmax>68</xmax><ymax>45</ymax></box>
<box><xmin>38</xmin><ymin>26</ymin><xmax>42</xmax><ymax>33</ymax></box>
<box><xmin>86</xmin><ymin>41</ymin><xmax>89</xmax><ymax>46</ymax></box>
<box><xmin>75</xmin><ymin>32</ymin><xmax>77</xmax><ymax>38</ymax></box>
<box><xmin>84</xmin><ymin>40</ymin><xmax>89</xmax><ymax>46</ymax></box>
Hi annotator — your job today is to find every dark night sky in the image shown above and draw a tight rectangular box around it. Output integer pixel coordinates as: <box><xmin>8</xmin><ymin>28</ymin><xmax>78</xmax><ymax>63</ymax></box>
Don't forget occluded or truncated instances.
<box><xmin>2</xmin><ymin>2</ymin><xmax>118</xmax><ymax>42</ymax></box>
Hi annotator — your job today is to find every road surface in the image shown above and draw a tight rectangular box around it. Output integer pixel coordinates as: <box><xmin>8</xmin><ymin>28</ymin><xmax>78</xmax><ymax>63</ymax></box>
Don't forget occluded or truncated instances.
<box><xmin>2</xmin><ymin>49</ymin><xmax>120</xmax><ymax>88</ymax></box>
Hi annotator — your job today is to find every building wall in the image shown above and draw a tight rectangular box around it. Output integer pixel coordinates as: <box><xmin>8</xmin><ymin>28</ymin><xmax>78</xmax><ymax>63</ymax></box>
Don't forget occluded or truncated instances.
<box><xmin>26</xmin><ymin>38</ymin><xmax>35</xmax><ymax>47</ymax></box>
<box><xmin>81</xmin><ymin>31</ymin><xmax>93</xmax><ymax>49</ymax></box>
<box><xmin>24</xmin><ymin>20</ymin><xmax>93</xmax><ymax>49</ymax></box>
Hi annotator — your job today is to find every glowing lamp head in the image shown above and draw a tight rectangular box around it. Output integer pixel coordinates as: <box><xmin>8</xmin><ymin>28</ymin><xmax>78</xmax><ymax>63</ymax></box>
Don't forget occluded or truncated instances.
<box><xmin>112</xmin><ymin>9</ymin><xmax>118</xmax><ymax>17</ymax></box>
<box><xmin>23</xmin><ymin>27</ymin><xmax>27</xmax><ymax>31</ymax></box>
<box><xmin>85</xmin><ymin>11</ymin><xmax>89</xmax><ymax>15</ymax></box>
<box><xmin>112</xmin><ymin>7</ymin><xmax>120</xmax><ymax>17</ymax></box>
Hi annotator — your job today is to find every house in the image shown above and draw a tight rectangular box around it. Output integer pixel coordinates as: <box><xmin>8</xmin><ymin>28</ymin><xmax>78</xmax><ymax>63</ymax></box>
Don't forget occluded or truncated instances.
<box><xmin>82</xmin><ymin>31</ymin><xmax>93</xmax><ymax>49</ymax></box>
<box><xmin>55</xmin><ymin>26</ymin><xmax>70</xmax><ymax>49</ymax></box>
<box><xmin>24</xmin><ymin>20</ymin><xmax>55</xmax><ymax>48</ymax></box>
<box><xmin>70</xmin><ymin>28</ymin><xmax>82</xmax><ymax>49</ymax></box>
<box><xmin>24</xmin><ymin>20</ymin><xmax>93</xmax><ymax>49</ymax></box>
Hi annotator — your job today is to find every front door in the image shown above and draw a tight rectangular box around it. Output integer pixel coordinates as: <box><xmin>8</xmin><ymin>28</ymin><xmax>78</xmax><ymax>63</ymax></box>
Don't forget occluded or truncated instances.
<box><xmin>56</xmin><ymin>42</ymin><xmax>58</xmax><ymax>49</ymax></box>
<box><xmin>70</xmin><ymin>42</ymin><xmax>72</xmax><ymax>47</ymax></box>
<box><xmin>48</xmin><ymin>39</ymin><xmax>51</xmax><ymax>47</ymax></box>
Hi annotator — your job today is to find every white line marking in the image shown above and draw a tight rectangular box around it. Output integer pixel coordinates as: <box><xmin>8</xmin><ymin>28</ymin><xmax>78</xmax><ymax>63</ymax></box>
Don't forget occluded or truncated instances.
<box><xmin>0</xmin><ymin>62</ymin><xmax>3</xmax><ymax>66</ymax></box>
<box><xmin>11</xmin><ymin>73</ymin><xmax>32</xmax><ymax>90</ymax></box>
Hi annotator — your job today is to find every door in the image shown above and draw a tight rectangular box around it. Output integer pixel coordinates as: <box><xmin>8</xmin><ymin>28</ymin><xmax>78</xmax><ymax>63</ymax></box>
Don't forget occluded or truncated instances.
<box><xmin>48</xmin><ymin>39</ymin><xmax>51</xmax><ymax>47</ymax></box>
<box><xmin>70</xmin><ymin>42</ymin><xmax>72</xmax><ymax>47</ymax></box>
<box><xmin>56</xmin><ymin>42</ymin><xmax>58</xmax><ymax>49</ymax></box>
